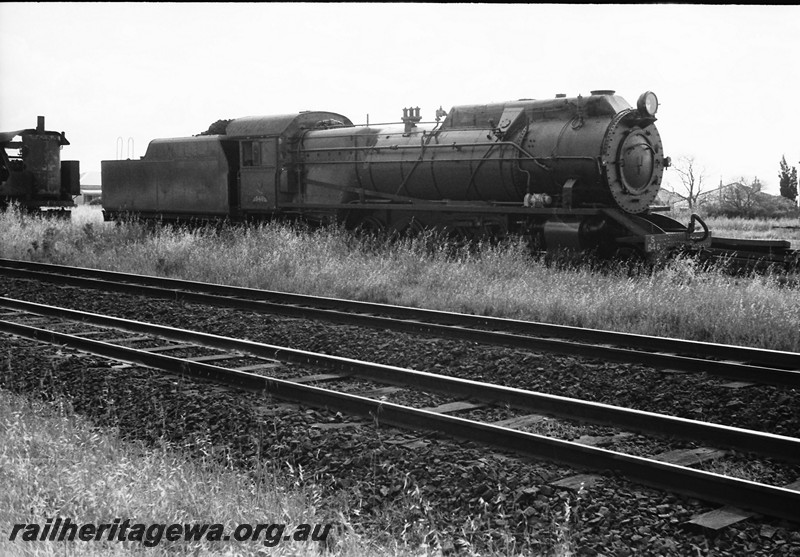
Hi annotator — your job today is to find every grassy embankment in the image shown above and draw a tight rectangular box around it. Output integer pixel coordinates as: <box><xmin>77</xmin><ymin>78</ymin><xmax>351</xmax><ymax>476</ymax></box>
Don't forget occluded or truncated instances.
<box><xmin>665</xmin><ymin>209</ymin><xmax>800</xmax><ymax>247</ymax></box>
<box><xmin>0</xmin><ymin>388</ymin><xmax>381</xmax><ymax>557</ymax></box>
<box><xmin>705</xmin><ymin>216</ymin><xmax>800</xmax><ymax>248</ymax></box>
<box><xmin>2</xmin><ymin>205</ymin><xmax>798</xmax><ymax>352</ymax></box>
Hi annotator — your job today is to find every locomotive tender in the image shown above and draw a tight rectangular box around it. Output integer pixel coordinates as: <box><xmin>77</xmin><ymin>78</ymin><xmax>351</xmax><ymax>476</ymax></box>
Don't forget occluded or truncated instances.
<box><xmin>1</xmin><ymin>117</ymin><xmax>80</xmax><ymax>211</ymax></box>
<box><xmin>102</xmin><ymin>90</ymin><xmax>711</xmax><ymax>258</ymax></box>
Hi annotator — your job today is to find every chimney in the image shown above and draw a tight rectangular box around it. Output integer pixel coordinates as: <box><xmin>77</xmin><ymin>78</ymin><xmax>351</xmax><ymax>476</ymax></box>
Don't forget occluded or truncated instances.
<box><xmin>402</xmin><ymin>106</ymin><xmax>421</xmax><ymax>134</ymax></box>
<box><xmin>37</xmin><ymin>116</ymin><xmax>45</xmax><ymax>132</ymax></box>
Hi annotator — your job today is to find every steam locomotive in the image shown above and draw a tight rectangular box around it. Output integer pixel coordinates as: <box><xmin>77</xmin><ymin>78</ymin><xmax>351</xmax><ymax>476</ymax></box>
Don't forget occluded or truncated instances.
<box><xmin>1</xmin><ymin>117</ymin><xmax>80</xmax><ymax>212</ymax></box>
<box><xmin>101</xmin><ymin>90</ymin><xmax>712</xmax><ymax>258</ymax></box>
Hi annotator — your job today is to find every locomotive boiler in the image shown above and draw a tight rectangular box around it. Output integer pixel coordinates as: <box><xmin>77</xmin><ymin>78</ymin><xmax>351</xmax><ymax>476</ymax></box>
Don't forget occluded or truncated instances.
<box><xmin>1</xmin><ymin>116</ymin><xmax>80</xmax><ymax>212</ymax></box>
<box><xmin>102</xmin><ymin>90</ymin><xmax>711</xmax><ymax>258</ymax></box>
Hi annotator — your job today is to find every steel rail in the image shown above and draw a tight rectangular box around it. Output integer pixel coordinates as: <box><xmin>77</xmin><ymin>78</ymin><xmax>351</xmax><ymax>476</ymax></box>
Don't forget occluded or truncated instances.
<box><xmin>0</xmin><ymin>317</ymin><xmax>798</xmax><ymax>523</ymax></box>
<box><xmin>1</xmin><ymin>257</ymin><xmax>795</xmax><ymax>366</ymax></box>
<box><xmin>1</xmin><ymin>259</ymin><xmax>799</xmax><ymax>385</ymax></box>
<box><xmin>0</xmin><ymin>258</ymin><xmax>790</xmax><ymax>361</ymax></box>
<box><xmin>1</xmin><ymin>297</ymin><xmax>799</xmax><ymax>465</ymax></box>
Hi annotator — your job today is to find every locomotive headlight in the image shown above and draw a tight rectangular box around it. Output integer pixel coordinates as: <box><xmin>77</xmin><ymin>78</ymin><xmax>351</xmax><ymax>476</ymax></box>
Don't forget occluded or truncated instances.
<box><xmin>637</xmin><ymin>91</ymin><xmax>659</xmax><ymax>116</ymax></box>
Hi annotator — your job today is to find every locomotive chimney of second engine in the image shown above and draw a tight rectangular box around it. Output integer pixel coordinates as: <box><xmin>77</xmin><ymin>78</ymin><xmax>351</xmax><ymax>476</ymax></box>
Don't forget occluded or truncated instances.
<box><xmin>402</xmin><ymin>106</ymin><xmax>421</xmax><ymax>134</ymax></box>
<box><xmin>37</xmin><ymin>116</ymin><xmax>45</xmax><ymax>132</ymax></box>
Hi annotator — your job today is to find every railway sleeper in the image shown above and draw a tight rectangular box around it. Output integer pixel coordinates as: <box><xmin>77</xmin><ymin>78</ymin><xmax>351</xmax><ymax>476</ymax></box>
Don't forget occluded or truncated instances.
<box><xmin>686</xmin><ymin>478</ymin><xmax>800</xmax><ymax>532</ymax></box>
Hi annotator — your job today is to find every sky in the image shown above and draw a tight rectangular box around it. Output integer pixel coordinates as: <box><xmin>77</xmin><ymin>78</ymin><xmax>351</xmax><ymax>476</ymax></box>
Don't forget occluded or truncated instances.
<box><xmin>2</xmin><ymin>3</ymin><xmax>799</xmax><ymax>197</ymax></box>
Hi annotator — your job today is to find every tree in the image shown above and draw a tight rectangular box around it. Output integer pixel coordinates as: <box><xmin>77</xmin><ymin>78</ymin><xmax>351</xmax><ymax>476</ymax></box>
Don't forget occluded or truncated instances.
<box><xmin>668</xmin><ymin>156</ymin><xmax>707</xmax><ymax>211</ymax></box>
<box><xmin>778</xmin><ymin>155</ymin><xmax>798</xmax><ymax>202</ymax></box>
<box><xmin>719</xmin><ymin>177</ymin><xmax>762</xmax><ymax>216</ymax></box>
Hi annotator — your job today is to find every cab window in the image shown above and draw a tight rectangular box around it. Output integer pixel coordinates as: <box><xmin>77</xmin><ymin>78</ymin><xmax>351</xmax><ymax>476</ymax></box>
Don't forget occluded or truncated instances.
<box><xmin>241</xmin><ymin>141</ymin><xmax>261</xmax><ymax>167</ymax></box>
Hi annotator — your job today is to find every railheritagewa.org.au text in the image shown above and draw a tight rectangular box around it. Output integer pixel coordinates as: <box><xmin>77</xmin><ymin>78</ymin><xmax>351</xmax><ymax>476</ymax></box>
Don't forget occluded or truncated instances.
<box><xmin>8</xmin><ymin>518</ymin><xmax>332</xmax><ymax>547</ymax></box>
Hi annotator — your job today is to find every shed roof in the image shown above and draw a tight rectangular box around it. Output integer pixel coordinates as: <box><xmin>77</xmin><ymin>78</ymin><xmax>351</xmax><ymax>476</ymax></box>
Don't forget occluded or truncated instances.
<box><xmin>80</xmin><ymin>171</ymin><xmax>102</xmax><ymax>187</ymax></box>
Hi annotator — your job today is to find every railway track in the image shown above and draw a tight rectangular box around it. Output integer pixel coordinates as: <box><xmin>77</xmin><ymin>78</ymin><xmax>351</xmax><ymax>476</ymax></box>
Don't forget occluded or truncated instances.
<box><xmin>1</xmin><ymin>297</ymin><xmax>799</xmax><ymax>523</ymax></box>
<box><xmin>702</xmin><ymin>236</ymin><xmax>800</xmax><ymax>273</ymax></box>
<box><xmin>1</xmin><ymin>258</ymin><xmax>799</xmax><ymax>388</ymax></box>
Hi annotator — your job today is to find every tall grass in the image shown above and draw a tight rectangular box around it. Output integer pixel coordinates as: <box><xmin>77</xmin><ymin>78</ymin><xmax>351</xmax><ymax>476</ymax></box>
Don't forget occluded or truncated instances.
<box><xmin>0</xmin><ymin>389</ymin><xmax>381</xmax><ymax>556</ymax></box>
<box><xmin>705</xmin><ymin>216</ymin><xmax>800</xmax><ymax>246</ymax></box>
<box><xmin>1</xmin><ymin>205</ymin><xmax>798</xmax><ymax>352</ymax></box>
<box><xmin>665</xmin><ymin>209</ymin><xmax>800</xmax><ymax>247</ymax></box>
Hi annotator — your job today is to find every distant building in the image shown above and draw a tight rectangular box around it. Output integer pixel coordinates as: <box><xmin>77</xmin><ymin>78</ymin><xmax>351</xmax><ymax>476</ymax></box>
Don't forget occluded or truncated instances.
<box><xmin>668</xmin><ymin>180</ymin><xmax>747</xmax><ymax>211</ymax></box>
<box><xmin>668</xmin><ymin>179</ymin><xmax>799</xmax><ymax>217</ymax></box>
<box><xmin>76</xmin><ymin>171</ymin><xmax>102</xmax><ymax>205</ymax></box>
<box><xmin>654</xmin><ymin>188</ymin><xmax>683</xmax><ymax>208</ymax></box>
